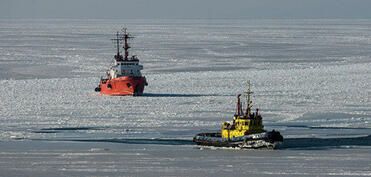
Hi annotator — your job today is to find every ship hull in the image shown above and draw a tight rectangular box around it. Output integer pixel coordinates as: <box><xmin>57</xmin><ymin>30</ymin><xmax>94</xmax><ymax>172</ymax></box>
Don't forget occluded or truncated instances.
<box><xmin>193</xmin><ymin>130</ymin><xmax>283</xmax><ymax>149</ymax></box>
<box><xmin>98</xmin><ymin>76</ymin><xmax>147</xmax><ymax>96</ymax></box>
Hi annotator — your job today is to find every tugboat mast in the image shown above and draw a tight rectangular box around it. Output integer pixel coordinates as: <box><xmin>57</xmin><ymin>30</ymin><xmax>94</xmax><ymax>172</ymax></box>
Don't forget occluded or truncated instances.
<box><xmin>245</xmin><ymin>80</ymin><xmax>253</xmax><ymax>117</ymax></box>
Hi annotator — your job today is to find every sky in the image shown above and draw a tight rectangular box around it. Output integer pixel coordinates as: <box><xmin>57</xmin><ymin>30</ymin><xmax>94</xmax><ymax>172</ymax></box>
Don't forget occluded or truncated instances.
<box><xmin>0</xmin><ymin>0</ymin><xmax>371</xmax><ymax>19</ymax></box>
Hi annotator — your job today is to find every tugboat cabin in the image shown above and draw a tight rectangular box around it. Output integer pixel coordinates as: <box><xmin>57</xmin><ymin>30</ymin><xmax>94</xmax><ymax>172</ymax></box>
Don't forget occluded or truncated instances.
<box><xmin>221</xmin><ymin>83</ymin><xmax>265</xmax><ymax>139</ymax></box>
<box><xmin>222</xmin><ymin>112</ymin><xmax>264</xmax><ymax>139</ymax></box>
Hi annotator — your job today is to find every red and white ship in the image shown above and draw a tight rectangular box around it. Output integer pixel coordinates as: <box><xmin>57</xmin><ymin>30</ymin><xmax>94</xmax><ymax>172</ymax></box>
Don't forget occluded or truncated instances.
<box><xmin>95</xmin><ymin>28</ymin><xmax>147</xmax><ymax>96</ymax></box>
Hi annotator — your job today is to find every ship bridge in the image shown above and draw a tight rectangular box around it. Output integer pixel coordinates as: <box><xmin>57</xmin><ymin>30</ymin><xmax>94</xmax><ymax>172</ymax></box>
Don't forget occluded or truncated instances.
<box><xmin>110</xmin><ymin>59</ymin><xmax>143</xmax><ymax>78</ymax></box>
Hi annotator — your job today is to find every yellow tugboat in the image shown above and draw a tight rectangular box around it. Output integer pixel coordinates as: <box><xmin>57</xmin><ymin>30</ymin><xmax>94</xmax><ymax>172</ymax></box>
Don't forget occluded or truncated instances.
<box><xmin>193</xmin><ymin>81</ymin><xmax>283</xmax><ymax>149</ymax></box>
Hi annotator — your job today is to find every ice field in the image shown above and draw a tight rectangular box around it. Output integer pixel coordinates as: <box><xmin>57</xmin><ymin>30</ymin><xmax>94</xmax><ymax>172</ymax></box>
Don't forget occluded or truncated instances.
<box><xmin>0</xmin><ymin>19</ymin><xmax>370</xmax><ymax>176</ymax></box>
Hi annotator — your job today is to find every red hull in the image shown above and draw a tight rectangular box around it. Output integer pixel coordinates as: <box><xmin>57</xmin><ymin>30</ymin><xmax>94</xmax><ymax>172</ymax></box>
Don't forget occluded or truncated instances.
<box><xmin>99</xmin><ymin>76</ymin><xmax>147</xmax><ymax>96</ymax></box>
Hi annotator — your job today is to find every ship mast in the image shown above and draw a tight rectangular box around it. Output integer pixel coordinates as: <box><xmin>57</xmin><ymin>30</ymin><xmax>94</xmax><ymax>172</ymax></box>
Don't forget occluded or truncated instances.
<box><xmin>111</xmin><ymin>31</ymin><xmax>123</xmax><ymax>61</ymax></box>
<box><xmin>122</xmin><ymin>28</ymin><xmax>132</xmax><ymax>60</ymax></box>
<box><xmin>115</xmin><ymin>32</ymin><xmax>120</xmax><ymax>58</ymax></box>
<box><xmin>245</xmin><ymin>81</ymin><xmax>253</xmax><ymax>117</ymax></box>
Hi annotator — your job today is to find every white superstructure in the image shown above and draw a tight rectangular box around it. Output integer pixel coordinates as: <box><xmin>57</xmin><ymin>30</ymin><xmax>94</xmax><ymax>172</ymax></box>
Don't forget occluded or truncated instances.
<box><xmin>110</xmin><ymin>56</ymin><xmax>143</xmax><ymax>79</ymax></box>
